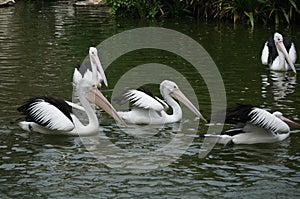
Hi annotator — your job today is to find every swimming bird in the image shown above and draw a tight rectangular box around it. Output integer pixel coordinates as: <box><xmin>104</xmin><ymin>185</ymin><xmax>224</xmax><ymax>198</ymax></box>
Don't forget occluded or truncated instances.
<box><xmin>0</xmin><ymin>0</ymin><xmax>15</xmax><ymax>7</ymax></box>
<box><xmin>17</xmin><ymin>48</ymin><xmax>125</xmax><ymax>135</ymax></box>
<box><xmin>261</xmin><ymin>32</ymin><xmax>297</xmax><ymax>73</ymax></box>
<box><xmin>205</xmin><ymin>104</ymin><xmax>300</xmax><ymax>145</ymax></box>
<box><xmin>113</xmin><ymin>80</ymin><xmax>207</xmax><ymax>125</ymax></box>
<box><xmin>17</xmin><ymin>78</ymin><xmax>126</xmax><ymax>136</ymax></box>
<box><xmin>73</xmin><ymin>47</ymin><xmax>108</xmax><ymax>88</ymax></box>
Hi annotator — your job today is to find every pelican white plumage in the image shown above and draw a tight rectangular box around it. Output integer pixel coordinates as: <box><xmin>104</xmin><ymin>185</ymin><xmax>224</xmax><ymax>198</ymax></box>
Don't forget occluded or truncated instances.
<box><xmin>113</xmin><ymin>80</ymin><xmax>207</xmax><ymax>125</ymax></box>
<box><xmin>261</xmin><ymin>32</ymin><xmax>297</xmax><ymax>73</ymax></box>
<box><xmin>205</xmin><ymin>104</ymin><xmax>300</xmax><ymax>145</ymax></box>
<box><xmin>17</xmin><ymin>47</ymin><xmax>125</xmax><ymax>135</ymax></box>
<box><xmin>17</xmin><ymin>78</ymin><xmax>125</xmax><ymax>136</ymax></box>
<box><xmin>0</xmin><ymin>0</ymin><xmax>15</xmax><ymax>7</ymax></box>
<box><xmin>73</xmin><ymin>47</ymin><xmax>108</xmax><ymax>87</ymax></box>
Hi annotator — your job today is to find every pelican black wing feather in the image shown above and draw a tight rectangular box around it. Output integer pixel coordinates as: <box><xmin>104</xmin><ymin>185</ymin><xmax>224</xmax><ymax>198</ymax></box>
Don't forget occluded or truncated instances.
<box><xmin>136</xmin><ymin>87</ymin><xmax>156</xmax><ymax>99</ymax></box>
<box><xmin>113</xmin><ymin>87</ymin><xmax>159</xmax><ymax>105</ymax></box>
<box><xmin>221</xmin><ymin>128</ymin><xmax>245</xmax><ymax>136</ymax></box>
<box><xmin>283</xmin><ymin>37</ymin><xmax>292</xmax><ymax>52</ymax></box>
<box><xmin>137</xmin><ymin>87</ymin><xmax>169</xmax><ymax>110</ymax></box>
<box><xmin>209</xmin><ymin>104</ymin><xmax>255</xmax><ymax>124</ymax></box>
<box><xmin>17</xmin><ymin>96</ymin><xmax>73</xmax><ymax>127</ymax></box>
<box><xmin>113</xmin><ymin>87</ymin><xmax>167</xmax><ymax>112</ymax></box>
<box><xmin>113</xmin><ymin>88</ymin><xmax>135</xmax><ymax>105</ymax></box>
<box><xmin>225</xmin><ymin>104</ymin><xmax>255</xmax><ymax>124</ymax></box>
<box><xmin>267</xmin><ymin>37</ymin><xmax>278</xmax><ymax>64</ymax></box>
<box><xmin>76</xmin><ymin>61</ymin><xmax>92</xmax><ymax>77</ymax></box>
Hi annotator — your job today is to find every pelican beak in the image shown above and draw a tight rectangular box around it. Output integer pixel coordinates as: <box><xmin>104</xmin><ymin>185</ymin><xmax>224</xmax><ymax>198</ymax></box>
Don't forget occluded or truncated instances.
<box><xmin>170</xmin><ymin>90</ymin><xmax>207</xmax><ymax>123</ymax></box>
<box><xmin>86</xmin><ymin>88</ymin><xmax>127</xmax><ymax>127</ymax></box>
<box><xmin>277</xmin><ymin>41</ymin><xmax>297</xmax><ymax>74</ymax></box>
<box><xmin>281</xmin><ymin>116</ymin><xmax>300</xmax><ymax>129</ymax></box>
<box><xmin>91</xmin><ymin>52</ymin><xmax>108</xmax><ymax>87</ymax></box>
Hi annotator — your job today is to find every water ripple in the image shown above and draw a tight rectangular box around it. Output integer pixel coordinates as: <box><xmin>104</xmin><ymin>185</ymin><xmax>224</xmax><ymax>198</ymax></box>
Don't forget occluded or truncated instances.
<box><xmin>0</xmin><ymin>1</ymin><xmax>300</xmax><ymax>198</ymax></box>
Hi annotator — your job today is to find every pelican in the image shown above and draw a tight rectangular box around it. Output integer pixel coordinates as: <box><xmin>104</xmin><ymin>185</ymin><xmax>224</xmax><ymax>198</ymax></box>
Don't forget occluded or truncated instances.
<box><xmin>0</xmin><ymin>0</ymin><xmax>15</xmax><ymax>7</ymax></box>
<box><xmin>113</xmin><ymin>80</ymin><xmax>207</xmax><ymax>125</ymax></box>
<box><xmin>17</xmin><ymin>47</ymin><xmax>125</xmax><ymax>135</ymax></box>
<box><xmin>261</xmin><ymin>32</ymin><xmax>297</xmax><ymax>73</ymax></box>
<box><xmin>71</xmin><ymin>47</ymin><xmax>107</xmax><ymax>108</ymax></box>
<box><xmin>17</xmin><ymin>78</ymin><xmax>126</xmax><ymax>136</ymax></box>
<box><xmin>205</xmin><ymin>104</ymin><xmax>300</xmax><ymax>145</ymax></box>
<box><xmin>73</xmin><ymin>47</ymin><xmax>108</xmax><ymax>87</ymax></box>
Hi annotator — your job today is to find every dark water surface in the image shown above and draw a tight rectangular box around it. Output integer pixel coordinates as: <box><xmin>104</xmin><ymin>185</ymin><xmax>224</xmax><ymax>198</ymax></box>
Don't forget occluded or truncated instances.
<box><xmin>1</xmin><ymin>0</ymin><xmax>300</xmax><ymax>198</ymax></box>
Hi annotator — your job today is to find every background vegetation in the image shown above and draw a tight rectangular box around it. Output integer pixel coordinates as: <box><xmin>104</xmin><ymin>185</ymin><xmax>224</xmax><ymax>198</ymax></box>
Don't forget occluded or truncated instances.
<box><xmin>103</xmin><ymin>0</ymin><xmax>300</xmax><ymax>27</ymax></box>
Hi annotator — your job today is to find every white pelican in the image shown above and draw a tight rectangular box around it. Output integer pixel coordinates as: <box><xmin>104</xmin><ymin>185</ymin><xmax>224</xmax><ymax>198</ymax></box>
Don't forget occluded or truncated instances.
<box><xmin>205</xmin><ymin>104</ymin><xmax>300</xmax><ymax>145</ymax></box>
<box><xmin>113</xmin><ymin>80</ymin><xmax>207</xmax><ymax>125</ymax></box>
<box><xmin>0</xmin><ymin>0</ymin><xmax>15</xmax><ymax>7</ymax></box>
<box><xmin>17</xmin><ymin>78</ymin><xmax>126</xmax><ymax>136</ymax></box>
<box><xmin>73</xmin><ymin>47</ymin><xmax>108</xmax><ymax>87</ymax></box>
<box><xmin>261</xmin><ymin>32</ymin><xmax>297</xmax><ymax>73</ymax></box>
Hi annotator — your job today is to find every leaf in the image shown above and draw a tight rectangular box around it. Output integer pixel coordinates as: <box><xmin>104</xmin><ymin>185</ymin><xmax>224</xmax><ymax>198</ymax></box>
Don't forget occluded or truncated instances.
<box><xmin>244</xmin><ymin>11</ymin><xmax>250</xmax><ymax>17</ymax></box>
<box><xmin>275</xmin><ymin>12</ymin><xmax>279</xmax><ymax>25</ymax></box>
<box><xmin>244</xmin><ymin>11</ymin><xmax>254</xmax><ymax>27</ymax></box>
<box><xmin>281</xmin><ymin>8</ymin><xmax>290</xmax><ymax>24</ymax></box>
<box><xmin>234</xmin><ymin>12</ymin><xmax>239</xmax><ymax>24</ymax></box>
<box><xmin>289</xmin><ymin>0</ymin><xmax>300</xmax><ymax>14</ymax></box>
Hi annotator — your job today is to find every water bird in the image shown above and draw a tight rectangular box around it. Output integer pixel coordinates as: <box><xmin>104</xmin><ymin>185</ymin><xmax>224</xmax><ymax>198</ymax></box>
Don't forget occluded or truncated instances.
<box><xmin>73</xmin><ymin>0</ymin><xmax>105</xmax><ymax>6</ymax></box>
<box><xmin>205</xmin><ymin>104</ymin><xmax>300</xmax><ymax>145</ymax></box>
<box><xmin>0</xmin><ymin>0</ymin><xmax>15</xmax><ymax>7</ymax></box>
<box><xmin>261</xmin><ymin>32</ymin><xmax>297</xmax><ymax>73</ymax></box>
<box><xmin>73</xmin><ymin>47</ymin><xmax>108</xmax><ymax>88</ymax></box>
<box><xmin>17</xmin><ymin>47</ymin><xmax>125</xmax><ymax>135</ymax></box>
<box><xmin>17</xmin><ymin>78</ymin><xmax>125</xmax><ymax>136</ymax></box>
<box><xmin>113</xmin><ymin>80</ymin><xmax>207</xmax><ymax>125</ymax></box>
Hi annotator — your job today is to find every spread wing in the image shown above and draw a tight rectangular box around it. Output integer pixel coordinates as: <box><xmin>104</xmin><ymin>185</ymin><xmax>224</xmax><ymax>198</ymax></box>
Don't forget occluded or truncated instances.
<box><xmin>18</xmin><ymin>96</ymin><xmax>75</xmax><ymax>131</ymax></box>
<box><xmin>210</xmin><ymin>104</ymin><xmax>290</xmax><ymax>136</ymax></box>
<box><xmin>209</xmin><ymin>104</ymin><xmax>254</xmax><ymax>124</ymax></box>
<box><xmin>248</xmin><ymin>108</ymin><xmax>289</xmax><ymax>134</ymax></box>
<box><xmin>113</xmin><ymin>88</ymin><xmax>168</xmax><ymax>112</ymax></box>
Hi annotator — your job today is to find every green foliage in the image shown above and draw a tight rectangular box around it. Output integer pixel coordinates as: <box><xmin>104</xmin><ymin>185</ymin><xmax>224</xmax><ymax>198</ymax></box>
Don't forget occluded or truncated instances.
<box><xmin>211</xmin><ymin>0</ymin><xmax>263</xmax><ymax>27</ymax></box>
<box><xmin>104</xmin><ymin>0</ymin><xmax>300</xmax><ymax>26</ymax></box>
<box><xmin>104</xmin><ymin>0</ymin><xmax>185</xmax><ymax>18</ymax></box>
<box><xmin>260</xmin><ymin>0</ymin><xmax>300</xmax><ymax>25</ymax></box>
<box><xmin>105</xmin><ymin>0</ymin><xmax>138</xmax><ymax>17</ymax></box>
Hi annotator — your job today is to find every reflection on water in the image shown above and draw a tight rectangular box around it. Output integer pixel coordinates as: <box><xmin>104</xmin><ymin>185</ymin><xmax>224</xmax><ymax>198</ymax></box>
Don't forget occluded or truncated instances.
<box><xmin>118</xmin><ymin>122</ymin><xmax>182</xmax><ymax>138</ymax></box>
<box><xmin>261</xmin><ymin>71</ymin><xmax>298</xmax><ymax>116</ymax></box>
<box><xmin>79</xmin><ymin>118</ymin><xmax>200</xmax><ymax>172</ymax></box>
<box><xmin>1</xmin><ymin>0</ymin><xmax>300</xmax><ymax>198</ymax></box>
<box><xmin>261</xmin><ymin>71</ymin><xmax>297</xmax><ymax>101</ymax></box>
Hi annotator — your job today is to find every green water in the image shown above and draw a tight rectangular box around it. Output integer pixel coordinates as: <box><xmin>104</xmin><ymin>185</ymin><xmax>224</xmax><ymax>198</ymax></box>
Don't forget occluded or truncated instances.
<box><xmin>0</xmin><ymin>0</ymin><xmax>300</xmax><ymax>198</ymax></box>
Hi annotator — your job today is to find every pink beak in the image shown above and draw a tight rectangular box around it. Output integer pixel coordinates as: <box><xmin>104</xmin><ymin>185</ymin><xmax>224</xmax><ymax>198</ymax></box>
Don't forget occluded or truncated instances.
<box><xmin>277</xmin><ymin>41</ymin><xmax>297</xmax><ymax>74</ymax></box>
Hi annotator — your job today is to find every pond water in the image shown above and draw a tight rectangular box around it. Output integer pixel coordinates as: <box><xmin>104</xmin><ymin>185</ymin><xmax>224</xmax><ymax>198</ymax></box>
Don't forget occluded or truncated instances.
<box><xmin>1</xmin><ymin>0</ymin><xmax>300</xmax><ymax>198</ymax></box>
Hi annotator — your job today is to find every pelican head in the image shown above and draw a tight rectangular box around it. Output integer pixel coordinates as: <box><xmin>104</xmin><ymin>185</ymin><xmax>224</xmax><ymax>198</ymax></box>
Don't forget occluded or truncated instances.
<box><xmin>273</xmin><ymin>111</ymin><xmax>300</xmax><ymax>129</ymax></box>
<box><xmin>274</xmin><ymin>33</ymin><xmax>283</xmax><ymax>44</ymax></box>
<box><xmin>273</xmin><ymin>32</ymin><xmax>297</xmax><ymax>74</ymax></box>
<box><xmin>160</xmin><ymin>80</ymin><xmax>207</xmax><ymax>123</ymax></box>
<box><xmin>89</xmin><ymin>47</ymin><xmax>108</xmax><ymax>87</ymax></box>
